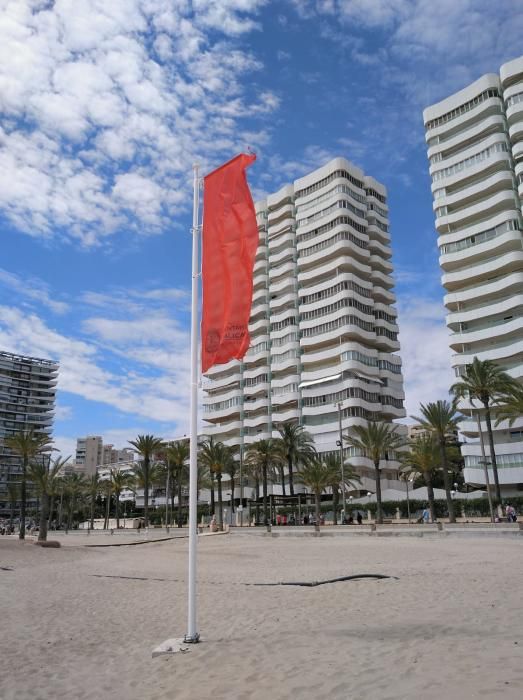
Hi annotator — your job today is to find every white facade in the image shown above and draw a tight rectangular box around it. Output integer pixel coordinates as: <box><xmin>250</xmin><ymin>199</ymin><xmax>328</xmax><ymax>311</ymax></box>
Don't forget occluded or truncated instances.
<box><xmin>202</xmin><ymin>157</ymin><xmax>406</xmax><ymax>493</ymax></box>
<box><xmin>423</xmin><ymin>56</ymin><xmax>523</xmax><ymax>493</ymax></box>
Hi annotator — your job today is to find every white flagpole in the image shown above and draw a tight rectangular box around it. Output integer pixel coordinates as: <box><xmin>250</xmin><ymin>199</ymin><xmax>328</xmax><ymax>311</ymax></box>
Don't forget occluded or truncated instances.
<box><xmin>152</xmin><ymin>164</ymin><xmax>201</xmax><ymax>657</ymax></box>
<box><xmin>186</xmin><ymin>163</ymin><xmax>201</xmax><ymax>643</ymax></box>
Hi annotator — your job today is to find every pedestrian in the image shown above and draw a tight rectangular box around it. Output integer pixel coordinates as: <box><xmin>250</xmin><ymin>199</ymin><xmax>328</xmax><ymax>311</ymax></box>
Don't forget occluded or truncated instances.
<box><xmin>422</xmin><ymin>506</ymin><xmax>430</xmax><ymax>524</ymax></box>
<box><xmin>356</xmin><ymin>512</ymin><xmax>363</xmax><ymax>525</ymax></box>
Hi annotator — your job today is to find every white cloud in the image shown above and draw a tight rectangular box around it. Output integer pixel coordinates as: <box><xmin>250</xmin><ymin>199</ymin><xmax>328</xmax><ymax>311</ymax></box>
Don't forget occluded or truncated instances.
<box><xmin>0</xmin><ymin>304</ymin><xmax>192</xmax><ymax>428</ymax></box>
<box><xmin>396</xmin><ymin>297</ymin><xmax>454</xmax><ymax>423</ymax></box>
<box><xmin>0</xmin><ymin>267</ymin><xmax>70</xmax><ymax>314</ymax></box>
<box><xmin>0</xmin><ymin>0</ymin><xmax>275</xmax><ymax>246</ymax></box>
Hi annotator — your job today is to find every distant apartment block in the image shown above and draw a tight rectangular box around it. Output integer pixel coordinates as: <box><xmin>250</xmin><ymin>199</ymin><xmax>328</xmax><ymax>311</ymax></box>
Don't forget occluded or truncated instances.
<box><xmin>202</xmin><ymin>157</ymin><xmax>406</xmax><ymax>495</ymax></box>
<box><xmin>423</xmin><ymin>55</ymin><xmax>523</xmax><ymax>494</ymax></box>
<box><xmin>75</xmin><ymin>436</ymin><xmax>134</xmax><ymax>475</ymax></box>
<box><xmin>0</xmin><ymin>350</ymin><xmax>58</xmax><ymax>511</ymax></box>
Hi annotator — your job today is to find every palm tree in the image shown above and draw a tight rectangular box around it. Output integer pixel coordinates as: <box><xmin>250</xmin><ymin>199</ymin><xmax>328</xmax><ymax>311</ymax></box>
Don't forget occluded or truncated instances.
<box><xmin>27</xmin><ymin>456</ymin><xmax>70</xmax><ymax>542</ymax></box>
<box><xmin>109</xmin><ymin>468</ymin><xmax>134</xmax><ymax>528</ymax></box>
<box><xmin>399</xmin><ymin>435</ymin><xmax>438</xmax><ymax>523</ymax></box>
<box><xmin>62</xmin><ymin>472</ymin><xmax>87</xmax><ymax>530</ymax></box>
<box><xmin>244</xmin><ymin>439</ymin><xmax>281</xmax><ymax>525</ymax></box>
<box><xmin>87</xmin><ymin>473</ymin><xmax>101</xmax><ymax>530</ymax></box>
<box><xmin>411</xmin><ymin>399</ymin><xmax>461</xmax><ymax>523</ymax></box>
<box><xmin>165</xmin><ymin>441</ymin><xmax>189</xmax><ymax>527</ymax></box>
<box><xmin>296</xmin><ymin>459</ymin><xmax>338</xmax><ymax>530</ymax></box>
<box><xmin>199</xmin><ymin>438</ymin><xmax>234</xmax><ymax>529</ymax></box>
<box><xmin>7</xmin><ymin>481</ymin><xmax>19</xmax><ymax>530</ymax></box>
<box><xmin>5</xmin><ymin>429</ymin><xmax>51</xmax><ymax>539</ymax></box>
<box><xmin>275</xmin><ymin>422</ymin><xmax>316</xmax><ymax>496</ymax></box>
<box><xmin>128</xmin><ymin>434</ymin><xmax>163</xmax><ymax>527</ymax></box>
<box><xmin>495</xmin><ymin>384</ymin><xmax>523</xmax><ymax>427</ymax></box>
<box><xmin>322</xmin><ymin>453</ymin><xmax>361</xmax><ymax>524</ymax></box>
<box><xmin>451</xmin><ymin>358</ymin><xmax>517</xmax><ymax>502</ymax></box>
<box><xmin>343</xmin><ymin>421</ymin><xmax>405</xmax><ymax>525</ymax></box>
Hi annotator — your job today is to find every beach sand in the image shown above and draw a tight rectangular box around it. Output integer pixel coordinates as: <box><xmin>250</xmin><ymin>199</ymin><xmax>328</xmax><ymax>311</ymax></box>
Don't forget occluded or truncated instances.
<box><xmin>1</xmin><ymin>532</ymin><xmax>522</xmax><ymax>700</ymax></box>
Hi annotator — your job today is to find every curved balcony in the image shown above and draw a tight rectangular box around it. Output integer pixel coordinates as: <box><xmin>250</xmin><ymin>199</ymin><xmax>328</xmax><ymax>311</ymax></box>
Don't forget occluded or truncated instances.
<box><xmin>370</xmin><ymin>270</ymin><xmax>394</xmax><ymax>290</ymax></box>
<box><xmin>243</xmin><ymin>364</ymin><xmax>269</xmax><ymax>381</ymax></box>
<box><xmin>509</xmin><ymin>120</ymin><xmax>523</xmax><ymax>145</ymax></box>
<box><xmin>436</xmin><ymin>168</ymin><xmax>513</xmax><ymax>212</ymax></box>
<box><xmin>449</xmin><ymin>315</ymin><xmax>523</xmax><ymax>351</ymax></box>
<box><xmin>442</xmin><ymin>250</ymin><xmax>523</xmax><ymax>291</ymax></box>
<box><xmin>267</xmin><ymin>184</ymin><xmax>294</xmax><ymax>211</ymax></box>
<box><xmin>271</xmin><ymin>392</ymin><xmax>300</xmax><ymax>408</ymax></box>
<box><xmin>243</xmin><ymin>414</ymin><xmax>270</xmax><ymax>430</ymax></box>
<box><xmin>269</xmin><ymin>259</ymin><xmax>297</xmax><ymax>281</ymax></box>
<box><xmin>300</xmin><ymin>321</ymin><xmax>376</xmax><ymax>350</ymax></box>
<box><xmin>436</xmin><ymin>189</ymin><xmax>518</xmax><ymax>232</ymax></box>
<box><xmin>269</xmin><ymin>217</ymin><xmax>295</xmax><ymax>238</ymax></box>
<box><xmin>249</xmin><ymin>317</ymin><xmax>269</xmax><ymax>335</ymax></box>
<box><xmin>435</xmin><ymin>149</ymin><xmax>512</xmax><ymax>191</ymax></box>
<box><xmin>368</xmin><ymin>238</ymin><xmax>392</xmax><ymax>259</ymax></box>
<box><xmin>271</xmin><ymin>406</ymin><xmax>300</xmax><ymax>423</ymax></box>
<box><xmin>253</xmin><ymin>273</ymin><xmax>268</xmax><ymax>291</ymax></box>
<box><xmin>444</xmin><ymin>270</ymin><xmax>523</xmax><ymax>310</ymax></box>
<box><xmin>447</xmin><ymin>294</ymin><xmax>523</xmax><ymax>327</ymax></box>
<box><xmin>243</xmin><ymin>396</ymin><xmax>270</xmax><ymax>413</ymax></box>
<box><xmin>427</xmin><ymin>113</ymin><xmax>506</xmax><ymax>160</ymax></box>
<box><xmin>270</xmin><ymin>245</ymin><xmax>296</xmax><ymax>267</ymax></box>
<box><xmin>440</xmin><ymin>225</ymin><xmax>522</xmax><ymax>272</ymax></box>
<box><xmin>452</xmin><ymin>337</ymin><xmax>523</xmax><ymax>366</ymax></box>
<box><xmin>298</xmin><ymin>237</ymin><xmax>369</xmax><ymax>271</ymax></box>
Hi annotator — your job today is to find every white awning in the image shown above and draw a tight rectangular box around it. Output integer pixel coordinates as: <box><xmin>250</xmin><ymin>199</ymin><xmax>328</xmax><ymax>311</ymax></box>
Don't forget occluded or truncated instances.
<box><xmin>299</xmin><ymin>373</ymin><xmax>341</xmax><ymax>389</ymax></box>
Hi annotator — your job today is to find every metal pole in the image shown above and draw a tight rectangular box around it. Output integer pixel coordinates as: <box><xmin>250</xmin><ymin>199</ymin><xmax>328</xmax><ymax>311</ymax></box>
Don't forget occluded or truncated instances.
<box><xmin>165</xmin><ymin>462</ymin><xmax>170</xmax><ymax>532</ymax></box>
<box><xmin>239</xmin><ymin>445</ymin><xmax>244</xmax><ymax>527</ymax></box>
<box><xmin>185</xmin><ymin>164</ymin><xmax>200</xmax><ymax>644</ymax></box>
<box><xmin>476</xmin><ymin>410</ymin><xmax>495</xmax><ymax>523</ymax></box>
<box><xmin>337</xmin><ymin>402</ymin><xmax>346</xmax><ymax>518</ymax></box>
<box><xmin>406</xmin><ymin>478</ymin><xmax>411</xmax><ymax>524</ymax></box>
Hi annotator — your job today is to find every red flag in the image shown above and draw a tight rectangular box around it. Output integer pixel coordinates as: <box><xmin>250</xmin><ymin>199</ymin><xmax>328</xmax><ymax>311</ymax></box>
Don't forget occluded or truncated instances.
<box><xmin>201</xmin><ymin>153</ymin><xmax>258</xmax><ymax>373</ymax></box>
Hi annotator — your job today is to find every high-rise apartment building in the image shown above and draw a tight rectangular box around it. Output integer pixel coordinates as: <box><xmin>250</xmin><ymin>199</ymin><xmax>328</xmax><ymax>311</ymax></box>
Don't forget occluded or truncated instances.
<box><xmin>423</xmin><ymin>55</ymin><xmax>523</xmax><ymax>494</ymax></box>
<box><xmin>203</xmin><ymin>157</ymin><xmax>406</xmax><ymax>494</ymax></box>
<box><xmin>0</xmin><ymin>350</ymin><xmax>58</xmax><ymax>512</ymax></box>
<box><xmin>75</xmin><ymin>435</ymin><xmax>103</xmax><ymax>475</ymax></box>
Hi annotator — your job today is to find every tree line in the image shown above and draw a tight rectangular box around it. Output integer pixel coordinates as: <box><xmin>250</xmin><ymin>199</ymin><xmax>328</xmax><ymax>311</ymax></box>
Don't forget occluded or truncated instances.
<box><xmin>3</xmin><ymin>356</ymin><xmax>521</xmax><ymax>539</ymax></box>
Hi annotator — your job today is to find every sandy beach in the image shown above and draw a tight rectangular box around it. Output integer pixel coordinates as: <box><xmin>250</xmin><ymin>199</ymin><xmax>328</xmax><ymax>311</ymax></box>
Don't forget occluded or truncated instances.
<box><xmin>1</xmin><ymin>531</ymin><xmax>522</xmax><ymax>700</ymax></box>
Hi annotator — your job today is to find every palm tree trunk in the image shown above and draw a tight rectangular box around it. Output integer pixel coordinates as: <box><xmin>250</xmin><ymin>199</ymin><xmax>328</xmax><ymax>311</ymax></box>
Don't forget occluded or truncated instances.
<box><xmin>210</xmin><ymin>472</ymin><xmax>215</xmax><ymax>515</ymax></box>
<box><xmin>217</xmin><ymin>474</ymin><xmax>223</xmax><ymax>529</ymax></box>
<box><xmin>177</xmin><ymin>474</ymin><xmax>183</xmax><ymax>527</ymax></box>
<box><xmin>255</xmin><ymin>477</ymin><xmax>260</xmax><ymax>523</ymax></box>
<box><xmin>279</xmin><ymin>464</ymin><xmax>286</xmax><ymax>497</ymax></box>
<box><xmin>19</xmin><ymin>459</ymin><xmax>27</xmax><ymax>540</ymax></box>
<box><xmin>48</xmin><ymin>493</ymin><xmax>55</xmax><ymax>530</ymax></box>
<box><xmin>143</xmin><ymin>458</ymin><xmax>149</xmax><ymax>528</ymax></box>
<box><xmin>90</xmin><ymin>497</ymin><xmax>95</xmax><ymax>530</ymax></box>
<box><xmin>315</xmin><ymin>492</ymin><xmax>321</xmax><ymax>531</ymax></box>
<box><xmin>104</xmin><ymin>494</ymin><xmax>110</xmax><ymax>529</ymax></box>
<box><xmin>116</xmin><ymin>493</ymin><xmax>120</xmax><ymax>529</ymax></box>
<box><xmin>170</xmin><ymin>484</ymin><xmax>175</xmax><ymax>526</ymax></box>
<box><xmin>262</xmin><ymin>465</ymin><xmax>268</xmax><ymax>524</ymax></box>
<box><xmin>287</xmin><ymin>455</ymin><xmax>294</xmax><ymax>496</ymax></box>
<box><xmin>374</xmin><ymin>462</ymin><xmax>383</xmax><ymax>524</ymax></box>
<box><xmin>424</xmin><ymin>473</ymin><xmax>436</xmax><ymax>522</ymax></box>
<box><xmin>439</xmin><ymin>440</ymin><xmax>456</xmax><ymax>523</ymax></box>
<box><xmin>38</xmin><ymin>493</ymin><xmax>49</xmax><ymax>542</ymax></box>
<box><xmin>483</xmin><ymin>402</ymin><xmax>501</xmax><ymax>502</ymax></box>
<box><xmin>230</xmin><ymin>475</ymin><xmax>235</xmax><ymax>512</ymax></box>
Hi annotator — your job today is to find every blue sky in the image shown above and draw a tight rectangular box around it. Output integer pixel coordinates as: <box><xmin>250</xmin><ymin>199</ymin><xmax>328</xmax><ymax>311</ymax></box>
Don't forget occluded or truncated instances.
<box><xmin>1</xmin><ymin>0</ymin><xmax>522</xmax><ymax>457</ymax></box>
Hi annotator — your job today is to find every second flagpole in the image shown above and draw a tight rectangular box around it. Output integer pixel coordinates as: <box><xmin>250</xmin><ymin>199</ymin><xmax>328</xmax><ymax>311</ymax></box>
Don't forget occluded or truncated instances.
<box><xmin>186</xmin><ymin>163</ymin><xmax>201</xmax><ymax>643</ymax></box>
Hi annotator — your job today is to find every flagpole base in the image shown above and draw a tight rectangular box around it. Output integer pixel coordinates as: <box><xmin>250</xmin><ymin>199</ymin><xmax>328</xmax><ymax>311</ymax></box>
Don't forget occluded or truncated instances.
<box><xmin>152</xmin><ymin>638</ymin><xmax>192</xmax><ymax>657</ymax></box>
<box><xmin>183</xmin><ymin>632</ymin><xmax>200</xmax><ymax>644</ymax></box>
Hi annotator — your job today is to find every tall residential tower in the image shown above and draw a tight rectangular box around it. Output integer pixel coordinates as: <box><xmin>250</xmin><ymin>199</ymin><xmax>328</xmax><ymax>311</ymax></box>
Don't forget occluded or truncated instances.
<box><xmin>424</xmin><ymin>55</ymin><xmax>523</xmax><ymax>494</ymax></box>
<box><xmin>203</xmin><ymin>157</ymin><xmax>406</xmax><ymax>494</ymax></box>
<box><xmin>0</xmin><ymin>350</ymin><xmax>58</xmax><ymax>512</ymax></box>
